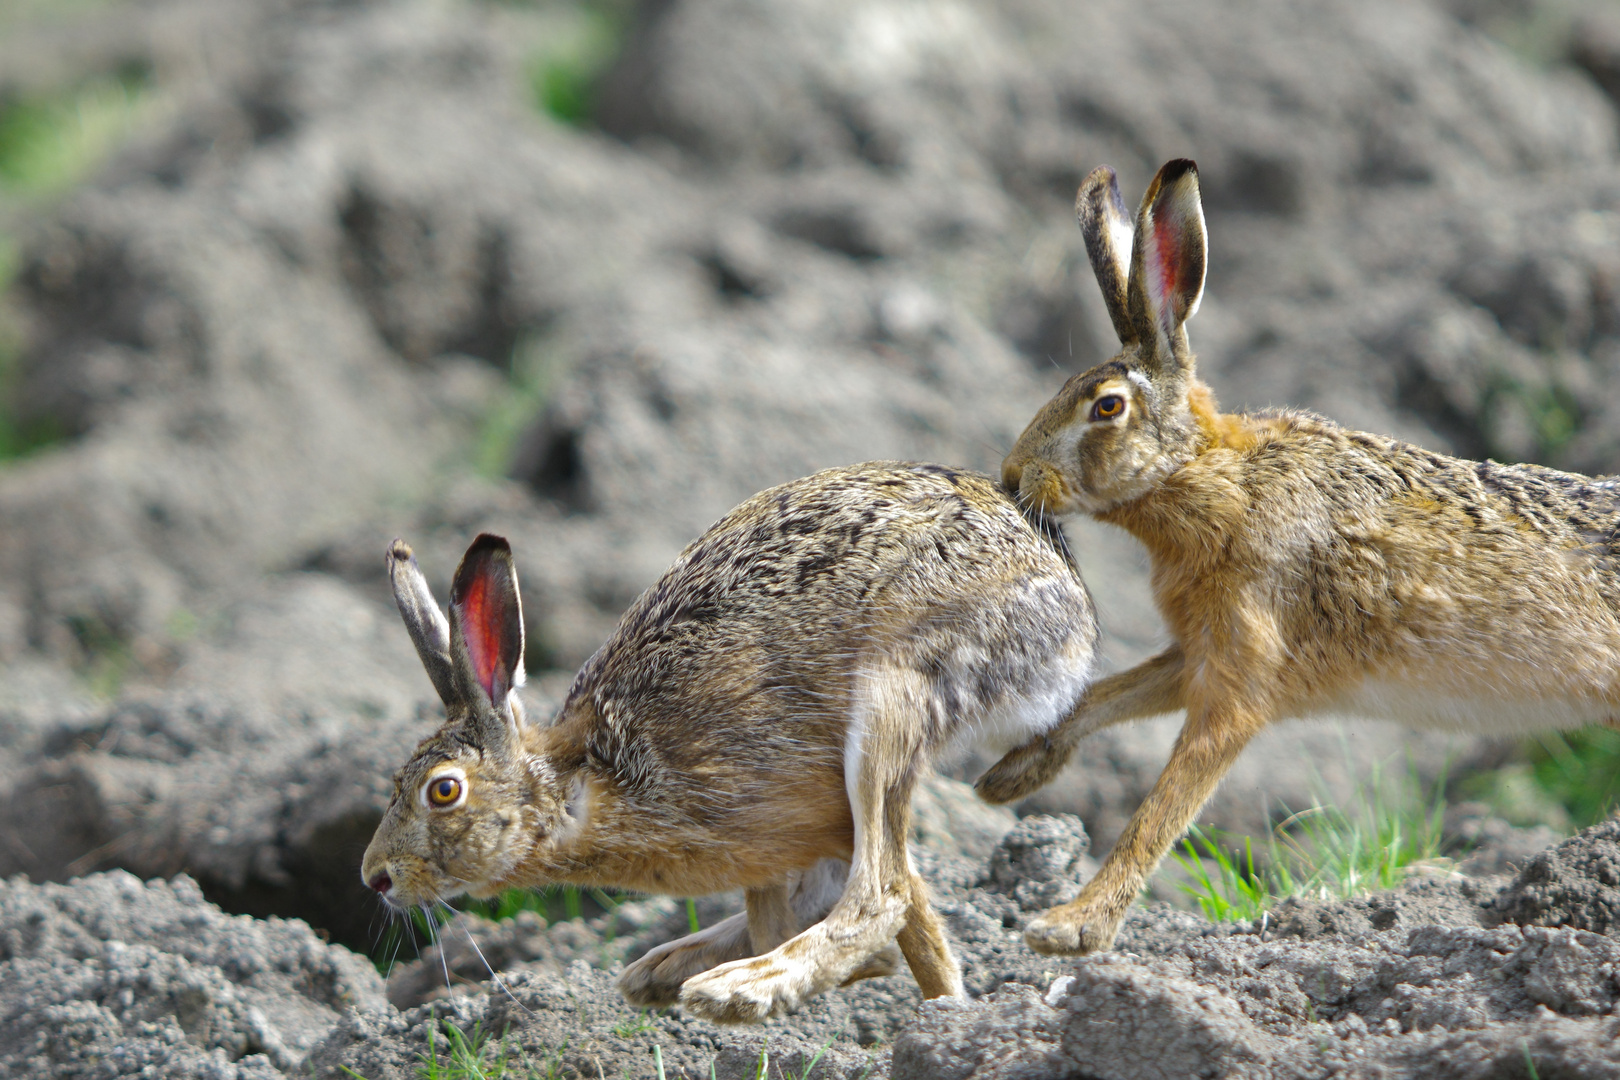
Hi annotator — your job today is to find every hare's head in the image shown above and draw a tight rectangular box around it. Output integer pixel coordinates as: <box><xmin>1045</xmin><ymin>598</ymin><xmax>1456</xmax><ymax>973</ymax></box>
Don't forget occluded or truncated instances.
<box><xmin>1004</xmin><ymin>159</ymin><xmax>1208</xmax><ymax>515</ymax></box>
<box><xmin>362</xmin><ymin>535</ymin><xmax>568</xmax><ymax>911</ymax></box>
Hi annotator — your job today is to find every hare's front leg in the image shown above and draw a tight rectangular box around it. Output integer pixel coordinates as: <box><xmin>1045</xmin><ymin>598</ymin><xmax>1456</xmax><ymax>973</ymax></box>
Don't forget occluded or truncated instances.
<box><xmin>977</xmin><ymin>646</ymin><xmax>1186</xmax><ymax>805</ymax></box>
<box><xmin>1024</xmin><ymin>694</ymin><xmax>1262</xmax><ymax>955</ymax></box>
<box><xmin>679</xmin><ymin>680</ymin><xmax>959</xmax><ymax>1023</ymax></box>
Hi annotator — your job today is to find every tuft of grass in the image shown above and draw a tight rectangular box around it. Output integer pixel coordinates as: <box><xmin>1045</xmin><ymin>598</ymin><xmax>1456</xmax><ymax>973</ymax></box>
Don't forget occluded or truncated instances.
<box><xmin>417</xmin><ymin>1018</ymin><xmax>513</xmax><ymax>1080</ymax></box>
<box><xmin>613</xmin><ymin>1010</ymin><xmax>657</xmax><ymax>1039</ymax></box>
<box><xmin>1173</xmin><ymin>828</ymin><xmax>1273</xmax><ymax>923</ymax></box>
<box><xmin>1174</xmin><ymin>762</ymin><xmax>1449</xmax><ymax>921</ymax></box>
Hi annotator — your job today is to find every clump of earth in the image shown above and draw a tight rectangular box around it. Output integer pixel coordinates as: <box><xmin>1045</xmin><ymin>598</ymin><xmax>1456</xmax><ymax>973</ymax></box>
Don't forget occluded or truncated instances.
<box><xmin>5</xmin><ymin>809</ymin><xmax>1620</xmax><ymax>1078</ymax></box>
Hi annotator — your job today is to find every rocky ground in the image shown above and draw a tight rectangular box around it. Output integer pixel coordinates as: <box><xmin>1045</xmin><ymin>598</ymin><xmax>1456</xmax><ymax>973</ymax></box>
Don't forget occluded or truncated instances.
<box><xmin>1</xmin><ymin>0</ymin><xmax>1620</xmax><ymax>1075</ymax></box>
<box><xmin>6</xmin><ymin>811</ymin><xmax>1620</xmax><ymax>1078</ymax></box>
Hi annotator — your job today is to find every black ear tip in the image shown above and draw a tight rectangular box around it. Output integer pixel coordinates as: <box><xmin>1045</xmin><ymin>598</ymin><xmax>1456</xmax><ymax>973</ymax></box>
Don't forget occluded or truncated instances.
<box><xmin>1161</xmin><ymin>158</ymin><xmax>1199</xmax><ymax>183</ymax></box>
<box><xmin>388</xmin><ymin>538</ymin><xmax>415</xmax><ymax>564</ymax></box>
<box><xmin>464</xmin><ymin>533</ymin><xmax>513</xmax><ymax>559</ymax></box>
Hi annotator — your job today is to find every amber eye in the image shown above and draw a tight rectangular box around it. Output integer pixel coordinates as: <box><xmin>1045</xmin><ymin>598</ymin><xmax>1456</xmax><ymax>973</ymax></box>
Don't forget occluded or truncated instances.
<box><xmin>426</xmin><ymin>776</ymin><xmax>463</xmax><ymax>807</ymax></box>
<box><xmin>1091</xmin><ymin>394</ymin><xmax>1125</xmax><ymax>421</ymax></box>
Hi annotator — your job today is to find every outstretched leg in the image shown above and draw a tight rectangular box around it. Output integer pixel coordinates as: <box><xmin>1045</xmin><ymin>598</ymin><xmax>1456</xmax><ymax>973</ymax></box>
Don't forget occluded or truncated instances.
<box><xmin>679</xmin><ymin>667</ymin><xmax>957</xmax><ymax>1022</ymax></box>
<box><xmin>977</xmin><ymin>646</ymin><xmax>1186</xmax><ymax>804</ymax></box>
<box><xmin>1023</xmin><ymin>695</ymin><xmax>1262</xmax><ymax>955</ymax></box>
<box><xmin>619</xmin><ymin>884</ymin><xmax>789</xmax><ymax>1007</ymax></box>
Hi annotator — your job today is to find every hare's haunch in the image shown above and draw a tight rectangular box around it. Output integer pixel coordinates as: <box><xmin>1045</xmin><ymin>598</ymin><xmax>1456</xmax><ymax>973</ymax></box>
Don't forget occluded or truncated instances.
<box><xmin>980</xmin><ymin>158</ymin><xmax>1620</xmax><ymax>957</ymax></box>
<box><xmin>362</xmin><ymin>462</ymin><xmax>1098</xmax><ymax>1021</ymax></box>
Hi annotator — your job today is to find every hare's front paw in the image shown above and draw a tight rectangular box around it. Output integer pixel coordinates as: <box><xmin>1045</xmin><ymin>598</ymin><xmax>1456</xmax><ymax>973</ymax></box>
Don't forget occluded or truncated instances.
<box><xmin>678</xmin><ymin>953</ymin><xmax>812</xmax><ymax>1024</ymax></box>
<box><xmin>1023</xmin><ymin>898</ymin><xmax>1124</xmax><ymax>956</ymax></box>
<box><xmin>975</xmin><ymin>737</ymin><xmax>1064</xmax><ymax>805</ymax></box>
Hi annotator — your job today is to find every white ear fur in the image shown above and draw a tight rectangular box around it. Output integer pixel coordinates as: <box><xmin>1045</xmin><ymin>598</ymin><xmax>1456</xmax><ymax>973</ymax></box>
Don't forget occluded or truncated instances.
<box><xmin>388</xmin><ymin>539</ymin><xmax>458</xmax><ymax>705</ymax></box>
<box><xmin>1076</xmin><ymin>166</ymin><xmax>1137</xmax><ymax>345</ymax></box>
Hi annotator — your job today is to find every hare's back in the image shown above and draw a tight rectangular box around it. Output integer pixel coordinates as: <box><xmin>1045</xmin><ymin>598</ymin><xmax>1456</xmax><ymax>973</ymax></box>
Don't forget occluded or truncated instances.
<box><xmin>573</xmin><ymin>462</ymin><xmax>1096</xmax><ymax>765</ymax></box>
<box><xmin>1209</xmin><ymin>414</ymin><xmax>1620</xmax><ymax>701</ymax></box>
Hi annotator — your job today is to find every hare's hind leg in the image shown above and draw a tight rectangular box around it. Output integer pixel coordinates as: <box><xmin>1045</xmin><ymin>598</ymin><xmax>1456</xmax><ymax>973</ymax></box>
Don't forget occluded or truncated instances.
<box><xmin>619</xmin><ymin>884</ymin><xmax>791</xmax><ymax>1008</ymax></box>
<box><xmin>895</xmin><ymin>869</ymin><xmax>960</xmax><ymax>998</ymax></box>
<box><xmin>679</xmin><ymin>671</ymin><xmax>957</xmax><ymax>1023</ymax></box>
<box><xmin>788</xmin><ymin>859</ymin><xmax>903</xmax><ymax>985</ymax></box>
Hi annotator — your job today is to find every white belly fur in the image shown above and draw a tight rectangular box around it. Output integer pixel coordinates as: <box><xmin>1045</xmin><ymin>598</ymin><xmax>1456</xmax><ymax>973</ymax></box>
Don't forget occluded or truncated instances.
<box><xmin>1311</xmin><ymin>679</ymin><xmax>1619</xmax><ymax>736</ymax></box>
<box><xmin>939</xmin><ymin>646</ymin><xmax>1094</xmax><ymax>764</ymax></box>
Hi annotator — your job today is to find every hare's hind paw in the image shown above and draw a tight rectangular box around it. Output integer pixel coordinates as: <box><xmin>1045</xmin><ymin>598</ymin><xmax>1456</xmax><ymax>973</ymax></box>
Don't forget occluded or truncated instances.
<box><xmin>1023</xmin><ymin>898</ymin><xmax>1124</xmax><ymax>956</ymax></box>
<box><xmin>618</xmin><ymin>913</ymin><xmax>751</xmax><ymax>1008</ymax></box>
<box><xmin>678</xmin><ymin>953</ymin><xmax>812</xmax><ymax>1025</ymax></box>
<box><xmin>618</xmin><ymin>951</ymin><xmax>687</xmax><ymax>1009</ymax></box>
<box><xmin>975</xmin><ymin>736</ymin><xmax>1067</xmax><ymax>805</ymax></box>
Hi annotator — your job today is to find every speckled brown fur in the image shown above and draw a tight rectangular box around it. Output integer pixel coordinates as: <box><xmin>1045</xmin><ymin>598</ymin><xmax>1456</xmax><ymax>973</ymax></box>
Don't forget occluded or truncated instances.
<box><xmin>362</xmin><ymin>462</ymin><xmax>1098</xmax><ymax>1021</ymax></box>
<box><xmin>980</xmin><ymin>160</ymin><xmax>1620</xmax><ymax>958</ymax></box>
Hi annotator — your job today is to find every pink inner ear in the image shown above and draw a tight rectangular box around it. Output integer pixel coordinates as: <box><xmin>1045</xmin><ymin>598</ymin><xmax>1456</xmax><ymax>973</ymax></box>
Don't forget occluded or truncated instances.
<box><xmin>459</xmin><ymin>571</ymin><xmax>503</xmax><ymax>699</ymax></box>
<box><xmin>1152</xmin><ymin>215</ymin><xmax>1183</xmax><ymax>331</ymax></box>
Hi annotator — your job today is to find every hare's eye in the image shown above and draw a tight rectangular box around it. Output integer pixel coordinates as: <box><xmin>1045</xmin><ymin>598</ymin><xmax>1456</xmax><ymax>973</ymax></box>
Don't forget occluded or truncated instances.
<box><xmin>1091</xmin><ymin>395</ymin><xmax>1126</xmax><ymax>421</ymax></box>
<box><xmin>426</xmin><ymin>776</ymin><xmax>463</xmax><ymax>807</ymax></box>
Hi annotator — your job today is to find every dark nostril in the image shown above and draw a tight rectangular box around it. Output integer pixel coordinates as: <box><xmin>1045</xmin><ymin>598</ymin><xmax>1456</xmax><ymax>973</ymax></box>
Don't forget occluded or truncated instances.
<box><xmin>368</xmin><ymin>872</ymin><xmax>392</xmax><ymax>894</ymax></box>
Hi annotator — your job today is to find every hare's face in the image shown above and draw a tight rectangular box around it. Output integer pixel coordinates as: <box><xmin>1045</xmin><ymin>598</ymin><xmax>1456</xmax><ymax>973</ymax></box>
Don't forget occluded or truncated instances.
<box><xmin>1008</xmin><ymin>159</ymin><xmax>1209</xmax><ymax>517</ymax></box>
<box><xmin>361</xmin><ymin>737</ymin><xmax>550</xmax><ymax>910</ymax></box>
<box><xmin>1003</xmin><ymin>351</ymin><xmax>1191</xmax><ymax>514</ymax></box>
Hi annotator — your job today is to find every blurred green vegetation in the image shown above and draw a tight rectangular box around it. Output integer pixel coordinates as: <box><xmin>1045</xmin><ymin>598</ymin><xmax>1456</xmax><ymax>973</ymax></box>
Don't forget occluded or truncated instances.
<box><xmin>0</xmin><ymin>55</ymin><xmax>159</xmax><ymax>461</ymax></box>
<box><xmin>473</xmin><ymin>332</ymin><xmax>577</xmax><ymax>479</ymax></box>
<box><xmin>514</xmin><ymin>1</ymin><xmax>631</xmax><ymax>125</ymax></box>
<box><xmin>1529</xmin><ymin>729</ymin><xmax>1620</xmax><ymax>826</ymax></box>
<box><xmin>0</xmin><ymin>65</ymin><xmax>153</xmax><ymax>196</ymax></box>
<box><xmin>1469</xmin><ymin>729</ymin><xmax>1620</xmax><ymax>830</ymax></box>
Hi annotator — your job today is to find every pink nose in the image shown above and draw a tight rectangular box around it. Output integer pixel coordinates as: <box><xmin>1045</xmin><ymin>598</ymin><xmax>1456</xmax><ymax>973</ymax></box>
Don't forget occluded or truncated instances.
<box><xmin>367</xmin><ymin>871</ymin><xmax>392</xmax><ymax>894</ymax></box>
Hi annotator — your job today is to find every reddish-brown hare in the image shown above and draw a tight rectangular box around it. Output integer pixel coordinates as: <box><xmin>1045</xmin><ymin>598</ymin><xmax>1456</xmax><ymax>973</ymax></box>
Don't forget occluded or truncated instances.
<box><xmin>979</xmin><ymin>158</ymin><xmax>1620</xmax><ymax>957</ymax></box>
<box><xmin>362</xmin><ymin>463</ymin><xmax>1097</xmax><ymax>1022</ymax></box>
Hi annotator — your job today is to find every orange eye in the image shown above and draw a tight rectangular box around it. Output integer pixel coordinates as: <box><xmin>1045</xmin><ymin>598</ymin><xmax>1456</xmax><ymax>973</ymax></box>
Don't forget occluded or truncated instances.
<box><xmin>426</xmin><ymin>776</ymin><xmax>463</xmax><ymax>807</ymax></box>
<box><xmin>1091</xmin><ymin>395</ymin><xmax>1125</xmax><ymax>420</ymax></box>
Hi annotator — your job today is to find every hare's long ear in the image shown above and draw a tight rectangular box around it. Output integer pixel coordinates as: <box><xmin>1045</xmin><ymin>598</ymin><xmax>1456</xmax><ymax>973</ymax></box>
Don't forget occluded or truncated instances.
<box><xmin>388</xmin><ymin>539</ymin><xmax>457</xmax><ymax>705</ymax></box>
<box><xmin>1126</xmin><ymin>159</ymin><xmax>1206</xmax><ymax>380</ymax></box>
<box><xmin>448</xmin><ymin>533</ymin><xmax>527</xmax><ymax>753</ymax></box>
<box><xmin>1076</xmin><ymin>165</ymin><xmax>1137</xmax><ymax>346</ymax></box>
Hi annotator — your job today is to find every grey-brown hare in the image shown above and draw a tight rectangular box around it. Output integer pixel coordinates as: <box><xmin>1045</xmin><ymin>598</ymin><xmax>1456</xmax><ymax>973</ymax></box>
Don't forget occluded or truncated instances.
<box><xmin>978</xmin><ymin>158</ymin><xmax>1620</xmax><ymax>957</ymax></box>
<box><xmin>361</xmin><ymin>462</ymin><xmax>1097</xmax><ymax>1022</ymax></box>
